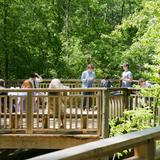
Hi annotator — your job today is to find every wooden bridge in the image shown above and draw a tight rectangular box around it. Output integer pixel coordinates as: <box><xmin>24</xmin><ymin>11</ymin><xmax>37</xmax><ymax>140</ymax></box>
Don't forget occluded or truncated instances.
<box><xmin>0</xmin><ymin>80</ymin><xmax>159</xmax><ymax>152</ymax></box>
<box><xmin>0</xmin><ymin>87</ymin><xmax>106</xmax><ymax>149</ymax></box>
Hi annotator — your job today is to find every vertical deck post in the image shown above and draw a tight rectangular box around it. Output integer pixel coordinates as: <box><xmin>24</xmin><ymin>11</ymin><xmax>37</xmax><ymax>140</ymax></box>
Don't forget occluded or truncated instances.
<box><xmin>43</xmin><ymin>115</ymin><xmax>48</xmax><ymax>128</ymax></box>
<box><xmin>134</xmin><ymin>139</ymin><xmax>155</xmax><ymax>160</ymax></box>
<box><xmin>102</xmin><ymin>89</ymin><xmax>110</xmax><ymax>138</ymax></box>
<box><xmin>11</xmin><ymin>115</ymin><xmax>15</xmax><ymax>129</ymax></box>
<box><xmin>82</xmin><ymin>115</ymin><xmax>87</xmax><ymax>129</ymax></box>
<box><xmin>26</xmin><ymin>91</ymin><xmax>33</xmax><ymax>134</ymax></box>
<box><xmin>100</xmin><ymin>89</ymin><xmax>110</xmax><ymax>160</ymax></box>
<box><xmin>123</xmin><ymin>88</ymin><xmax>129</xmax><ymax>109</ymax></box>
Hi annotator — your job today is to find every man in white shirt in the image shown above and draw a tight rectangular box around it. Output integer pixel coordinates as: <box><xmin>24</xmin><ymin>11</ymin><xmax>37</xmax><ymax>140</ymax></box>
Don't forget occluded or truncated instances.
<box><xmin>120</xmin><ymin>63</ymin><xmax>133</xmax><ymax>88</ymax></box>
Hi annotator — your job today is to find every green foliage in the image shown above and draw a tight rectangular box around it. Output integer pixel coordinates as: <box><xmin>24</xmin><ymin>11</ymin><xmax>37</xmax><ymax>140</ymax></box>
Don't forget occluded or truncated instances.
<box><xmin>109</xmin><ymin>85</ymin><xmax>160</xmax><ymax>159</ymax></box>
<box><xmin>0</xmin><ymin>0</ymin><xmax>143</xmax><ymax>79</ymax></box>
<box><xmin>140</xmin><ymin>85</ymin><xmax>160</xmax><ymax>98</ymax></box>
<box><xmin>109</xmin><ymin>107</ymin><xmax>153</xmax><ymax>159</ymax></box>
<box><xmin>0</xmin><ymin>0</ymin><xmax>159</xmax><ymax>81</ymax></box>
<box><xmin>111</xmin><ymin>0</ymin><xmax>160</xmax><ymax>81</ymax></box>
<box><xmin>110</xmin><ymin>107</ymin><xmax>153</xmax><ymax>137</ymax></box>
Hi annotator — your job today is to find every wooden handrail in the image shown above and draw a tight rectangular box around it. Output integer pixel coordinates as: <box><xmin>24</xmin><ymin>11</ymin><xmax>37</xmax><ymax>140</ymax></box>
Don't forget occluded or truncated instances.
<box><xmin>4</xmin><ymin>79</ymin><xmax>121</xmax><ymax>88</ymax></box>
<box><xmin>27</xmin><ymin>126</ymin><xmax>160</xmax><ymax>160</ymax></box>
<box><xmin>0</xmin><ymin>87</ymin><xmax>140</xmax><ymax>92</ymax></box>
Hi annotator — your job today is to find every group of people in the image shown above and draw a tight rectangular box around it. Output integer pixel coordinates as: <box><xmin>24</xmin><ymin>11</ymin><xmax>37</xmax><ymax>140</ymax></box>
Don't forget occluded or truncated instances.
<box><xmin>80</xmin><ymin>63</ymin><xmax>154</xmax><ymax>110</ymax></box>
<box><xmin>0</xmin><ymin>64</ymin><xmax>154</xmax><ymax>128</ymax></box>
<box><xmin>0</xmin><ymin>73</ymin><xmax>68</xmax><ymax>128</ymax></box>
<box><xmin>0</xmin><ymin>73</ymin><xmax>43</xmax><ymax>113</ymax></box>
<box><xmin>21</xmin><ymin>75</ymin><xmax>69</xmax><ymax>128</ymax></box>
<box><xmin>80</xmin><ymin>63</ymin><xmax>132</xmax><ymax>110</ymax></box>
<box><xmin>81</xmin><ymin>63</ymin><xmax>133</xmax><ymax>90</ymax></box>
<box><xmin>99</xmin><ymin>63</ymin><xmax>153</xmax><ymax>88</ymax></box>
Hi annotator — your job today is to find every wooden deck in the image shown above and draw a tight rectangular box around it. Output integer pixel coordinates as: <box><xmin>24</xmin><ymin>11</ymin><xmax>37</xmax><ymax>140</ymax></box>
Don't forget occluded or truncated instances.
<box><xmin>0</xmin><ymin>88</ymin><xmax>105</xmax><ymax>149</ymax></box>
<box><xmin>0</xmin><ymin>87</ymin><xmax>159</xmax><ymax>150</ymax></box>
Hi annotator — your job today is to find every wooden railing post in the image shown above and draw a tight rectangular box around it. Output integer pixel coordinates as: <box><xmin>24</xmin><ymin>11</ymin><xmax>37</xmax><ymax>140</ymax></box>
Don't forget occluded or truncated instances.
<box><xmin>102</xmin><ymin>89</ymin><xmax>110</xmax><ymax>138</ymax></box>
<box><xmin>82</xmin><ymin>115</ymin><xmax>87</xmax><ymax>129</ymax></box>
<box><xmin>123</xmin><ymin>88</ymin><xmax>129</xmax><ymax>109</ymax></box>
<box><xmin>26</xmin><ymin>91</ymin><xmax>33</xmax><ymax>134</ymax></box>
<box><xmin>43</xmin><ymin>115</ymin><xmax>48</xmax><ymax>129</ymax></box>
<box><xmin>134</xmin><ymin>139</ymin><xmax>155</xmax><ymax>160</ymax></box>
<box><xmin>101</xmin><ymin>90</ymin><xmax>109</xmax><ymax>160</ymax></box>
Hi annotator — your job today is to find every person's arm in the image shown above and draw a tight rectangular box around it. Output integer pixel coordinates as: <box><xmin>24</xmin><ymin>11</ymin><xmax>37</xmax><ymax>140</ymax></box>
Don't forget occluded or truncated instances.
<box><xmin>81</xmin><ymin>71</ymin><xmax>87</xmax><ymax>82</ymax></box>
<box><xmin>121</xmin><ymin>77</ymin><xmax>133</xmax><ymax>82</ymax></box>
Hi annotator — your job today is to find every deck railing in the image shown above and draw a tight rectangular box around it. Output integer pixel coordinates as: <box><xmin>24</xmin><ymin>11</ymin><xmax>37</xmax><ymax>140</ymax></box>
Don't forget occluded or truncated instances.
<box><xmin>0</xmin><ymin>88</ymin><xmax>105</xmax><ymax>136</ymax></box>
<box><xmin>27</xmin><ymin>126</ymin><xmax>160</xmax><ymax>160</ymax></box>
<box><xmin>4</xmin><ymin>79</ymin><xmax>121</xmax><ymax>88</ymax></box>
<box><xmin>0</xmin><ymin>87</ymin><xmax>159</xmax><ymax>137</ymax></box>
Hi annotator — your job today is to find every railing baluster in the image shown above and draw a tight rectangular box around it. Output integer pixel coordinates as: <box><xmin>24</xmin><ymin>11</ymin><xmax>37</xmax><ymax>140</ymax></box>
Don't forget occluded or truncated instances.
<box><xmin>63</xmin><ymin>96</ymin><xmax>67</xmax><ymax>129</ymax></box>
<box><xmin>26</xmin><ymin>91</ymin><xmax>33</xmax><ymax>134</ymax></box>
<box><xmin>75</xmin><ymin>96</ymin><xmax>78</xmax><ymax>129</ymax></box>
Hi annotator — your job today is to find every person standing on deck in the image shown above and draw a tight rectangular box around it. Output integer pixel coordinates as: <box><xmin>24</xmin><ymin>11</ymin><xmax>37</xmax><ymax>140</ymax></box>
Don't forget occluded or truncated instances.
<box><xmin>81</xmin><ymin>64</ymin><xmax>96</xmax><ymax>111</ymax></box>
<box><xmin>47</xmin><ymin>79</ymin><xmax>67</xmax><ymax>128</ymax></box>
<box><xmin>138</xmin><ymin>78</ymin><xmax>152</xmax><ymax>88</ymax></box>
<box><xmin>17</xmin><ymin>79</ymin><xmax>36</xmax><ymax>112</ymax></box>
<box><xmin>120</xmin><ymin>63</ymin><xmax>133</xmax><ymax>88</ymax></box>
<box><xmin>29</xmin><ymin>72</ymin><xmax>43</xmax><ymax>88</ymax></box>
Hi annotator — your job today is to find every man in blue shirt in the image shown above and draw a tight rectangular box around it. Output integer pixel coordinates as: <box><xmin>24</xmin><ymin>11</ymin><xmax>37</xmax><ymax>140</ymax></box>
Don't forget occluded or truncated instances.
<box><xmin>81</xmin><ymin>64</ymin><xmax>95</xmax><ymax>111</ymax></box>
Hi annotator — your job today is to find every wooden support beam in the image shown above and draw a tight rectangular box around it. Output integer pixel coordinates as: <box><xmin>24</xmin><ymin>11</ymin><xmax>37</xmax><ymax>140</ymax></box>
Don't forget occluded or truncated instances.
<box><xmin>134</xmin><ymin>139</ymin><xmax>155</xmax><ymax>160</ymax></box>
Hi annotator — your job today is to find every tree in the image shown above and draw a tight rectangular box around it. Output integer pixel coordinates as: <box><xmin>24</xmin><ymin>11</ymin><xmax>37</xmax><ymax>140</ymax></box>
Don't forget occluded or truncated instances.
<box><xmin>110</xmin><ymin>0</ymin><xmax>160</xmax><ymax>82</ymax></box>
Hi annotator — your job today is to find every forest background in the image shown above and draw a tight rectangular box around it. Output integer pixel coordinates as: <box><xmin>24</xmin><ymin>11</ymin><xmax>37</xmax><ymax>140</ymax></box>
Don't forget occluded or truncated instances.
<box><xmin>0</xmin><ymin>0</ymin><xmax>159</xmax><ymax>83</ymax></box>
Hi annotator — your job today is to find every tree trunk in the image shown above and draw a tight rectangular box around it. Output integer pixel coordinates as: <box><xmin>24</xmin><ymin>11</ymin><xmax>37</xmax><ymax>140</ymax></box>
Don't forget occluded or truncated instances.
<box><xmin>3</xmin><ymin>0</ymin><xmax>9</xmax><ymax>79</ymax></box>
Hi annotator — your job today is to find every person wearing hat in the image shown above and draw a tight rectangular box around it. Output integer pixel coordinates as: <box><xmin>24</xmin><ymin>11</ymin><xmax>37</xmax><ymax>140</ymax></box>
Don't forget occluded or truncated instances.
<box><xmin>120</xmin><ymin>63</ymin><xmax>133</xmax><ymax>88</ymax></box>
<box><xmin>29</xmin><ymin>72</ymin><xmax>43</xmax><ymax>88</ymax></box>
